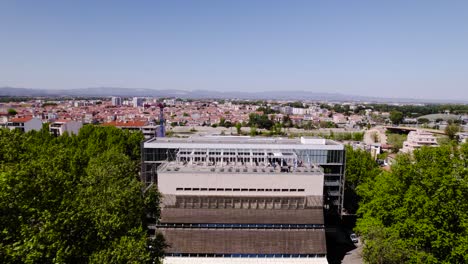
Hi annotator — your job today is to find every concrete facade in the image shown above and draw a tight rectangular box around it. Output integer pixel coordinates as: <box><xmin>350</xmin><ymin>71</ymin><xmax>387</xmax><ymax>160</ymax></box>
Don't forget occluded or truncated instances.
<box><xmin>142</xmin><ymin>136</ymin><xmax>345</xmax><ymax>263</ymax></box>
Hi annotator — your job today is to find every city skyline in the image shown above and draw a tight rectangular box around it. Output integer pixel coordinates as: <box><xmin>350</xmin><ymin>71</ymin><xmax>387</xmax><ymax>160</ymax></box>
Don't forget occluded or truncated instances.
<box><xmin>1</xmin><ymin>0</ymin><xmax>468</xmax><ymax>101</ymax></box>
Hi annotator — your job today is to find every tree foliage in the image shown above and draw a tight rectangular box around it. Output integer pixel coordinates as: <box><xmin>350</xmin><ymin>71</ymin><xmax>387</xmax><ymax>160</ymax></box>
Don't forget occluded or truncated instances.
<box><xmin>248</xmin><ymin>113</ymin><xmax>274</xmax><ymax>130</ymax></box>
<box><xmin>389</xmin><ymin>110</ymin><xmax>404</xmax><ymax>125</ymax></box>
<box><xmin>0</xmin><ymin>125</ymin><xmax>165</xmax><ymax>264</ymax></box>
<box><xmin>444</xmin><ymin>123</ymin><xmax>460</xmax><ymax>141</ymax></box>
<box><xmin>7</xmin><ymin>108</ymin><xmax>17</xmax><ymax>116</ymax></box>
<box><xmin>356</xmin><ymin>145</ymin><xmax>468</xmax><ymax>263</ymax></box>
<box><xmin>343</xmin><ymin>146</ymin><xmax>380</xmax><ymax>214</ymax></box>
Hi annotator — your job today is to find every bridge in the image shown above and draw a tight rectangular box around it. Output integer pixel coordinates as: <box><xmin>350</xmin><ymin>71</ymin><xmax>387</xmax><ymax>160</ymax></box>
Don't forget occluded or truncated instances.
<box><xmin>382</xmin><ymin>126</ymin><xmax>446</xmax><ymax>135</ymax></box>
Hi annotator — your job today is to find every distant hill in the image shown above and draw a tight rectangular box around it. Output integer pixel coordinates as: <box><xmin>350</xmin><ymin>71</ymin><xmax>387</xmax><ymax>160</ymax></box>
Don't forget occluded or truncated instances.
<box><xmin>0</xmin><ymin>86</ymin><xmax>467</xmax><ymax>104</ymax></box>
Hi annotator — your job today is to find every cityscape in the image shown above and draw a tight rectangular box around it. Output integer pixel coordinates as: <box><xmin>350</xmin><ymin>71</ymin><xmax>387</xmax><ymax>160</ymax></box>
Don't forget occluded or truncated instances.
<box><xmin>1</xmin><ymin>1</ymin><xmax>468</xmax><ymax>264</ymax></box>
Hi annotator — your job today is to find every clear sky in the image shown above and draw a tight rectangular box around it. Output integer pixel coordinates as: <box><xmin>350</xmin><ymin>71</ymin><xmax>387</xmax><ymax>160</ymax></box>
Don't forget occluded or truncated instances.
<box><xmin>1</xmin><ymin>0</ymin><xmax>467</xmax><ymax>100</ymax></box>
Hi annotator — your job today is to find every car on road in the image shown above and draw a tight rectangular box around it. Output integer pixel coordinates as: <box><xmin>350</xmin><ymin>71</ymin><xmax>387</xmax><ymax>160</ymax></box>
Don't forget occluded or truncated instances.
<box><xmin>350</xmin><ymin>233</ymin><xmax>358</xmax><ymax>243</ymax></box>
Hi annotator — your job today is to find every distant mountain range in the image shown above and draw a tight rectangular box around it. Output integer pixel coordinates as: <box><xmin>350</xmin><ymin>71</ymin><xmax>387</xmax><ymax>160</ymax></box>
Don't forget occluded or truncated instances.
<box><xmin>0</xmin><ymin>86</ymin><xmax>466</xmax><ymax>104</ymax></box>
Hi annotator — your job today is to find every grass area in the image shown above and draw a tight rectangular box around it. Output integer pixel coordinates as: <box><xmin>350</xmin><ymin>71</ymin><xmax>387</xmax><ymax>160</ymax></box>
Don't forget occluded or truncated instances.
<box><xmin>386</xmin><ymin>132</ymin><xmax>407</xmax><ymax>152</ymax></box>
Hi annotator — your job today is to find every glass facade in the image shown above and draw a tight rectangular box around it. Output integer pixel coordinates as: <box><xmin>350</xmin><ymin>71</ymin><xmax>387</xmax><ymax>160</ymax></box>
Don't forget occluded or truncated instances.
<box><xmin>142</xmin><ymin>143</ymin><xmax>346</xmax><ymax>214</ymax></box>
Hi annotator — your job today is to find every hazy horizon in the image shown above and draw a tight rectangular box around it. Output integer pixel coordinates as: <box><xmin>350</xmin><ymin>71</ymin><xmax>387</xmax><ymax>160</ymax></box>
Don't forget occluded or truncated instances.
<box><xmin>1</xmin><ymin>0</ymin><xmax>468</xmax><ymax>101</ymax></box>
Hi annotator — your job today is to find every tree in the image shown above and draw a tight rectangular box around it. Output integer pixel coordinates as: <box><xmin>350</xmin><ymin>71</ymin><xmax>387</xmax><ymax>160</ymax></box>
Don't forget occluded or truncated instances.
<box><xmin>417</xmin><ymin>118</ymin><xmax>430</xmax><ymax>124</ymax></box>
<box><xmin>389</xmin><ymin>110</ymin><xmax>404</xmax><ymax>125</ymax></box>
<box><xmin>249</xmin><ymin>126</ymin><xmax>257</xmax><ymax>136</ymax></box>
<box><xmin>356</xmin><ymin>145</ymin><xmax>468</xmax><ymax>263</ymax></box>
<box><xmin>0</xmin><ymin>126</ymin><xmax>165</xmax><ymax>263</ymax></box>
<box><xmin>282</xmin><ymin>115</ymin><xmax>293</xmax><ymax>128</ymax></box>
<box><xmin>371</xmin><ymin>132</ymin><xmax>379</xmax><ymax>143</ymax></box>
<box><xmin>235</xmin><ymin>122</ymin><xmax>242</xmax><ymax>135</ymax></box>
<box><xmin>7</xmin><ymin>108</ymin><xmax>17</xmax><ymax>116</ymax></box>
<box><xmin>248</xmin><ymin>113</ymin><xmax>274</xmax><ymax>130</ymax></box>
<box><xmin>445</xmin><ymin>123</ymin><xmax>460</xmax><ymax>141</ymax></box>
<box><xmin>219</xmin><ymin>117</ymin><xmax>226</xmax><ymax>127</ymax></box>
<box><xmin>343</xmin><ymin>146</ymin><xmax>380</xmax><ymax>214</ymax></box>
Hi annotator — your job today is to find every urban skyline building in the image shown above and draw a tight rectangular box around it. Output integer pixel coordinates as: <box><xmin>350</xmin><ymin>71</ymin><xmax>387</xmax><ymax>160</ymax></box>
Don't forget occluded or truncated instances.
<box><xmin>111</xmin><ymin>96</ymin><xmax>122</xmax><ymax>106</ymax></box>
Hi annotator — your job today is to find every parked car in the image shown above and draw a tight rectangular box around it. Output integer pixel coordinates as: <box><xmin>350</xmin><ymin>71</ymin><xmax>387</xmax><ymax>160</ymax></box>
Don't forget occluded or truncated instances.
<box><xmin>350</xmin><ymin>233</ymin><xmax>358</xmax><ymax>243</ymax></box>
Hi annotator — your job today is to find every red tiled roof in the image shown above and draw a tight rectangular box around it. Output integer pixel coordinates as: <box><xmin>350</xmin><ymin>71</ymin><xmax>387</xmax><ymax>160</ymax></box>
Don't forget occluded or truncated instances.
<box><xmin>10</xmin><ymin>116</ymin><xmax>33</xmax><ymax>122</ymax></box>
<box><xmin>102</xmin><ymin>120</ymin><xmax>147</xmax><ymax>127</ymax></box>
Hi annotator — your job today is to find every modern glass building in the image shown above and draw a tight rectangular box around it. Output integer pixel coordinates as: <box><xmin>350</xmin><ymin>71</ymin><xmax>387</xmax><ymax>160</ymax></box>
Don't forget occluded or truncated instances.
<box><xmin>142</xmin><ymin>136</ymin><xmax>345</xmax><ymax>264</ymax></box>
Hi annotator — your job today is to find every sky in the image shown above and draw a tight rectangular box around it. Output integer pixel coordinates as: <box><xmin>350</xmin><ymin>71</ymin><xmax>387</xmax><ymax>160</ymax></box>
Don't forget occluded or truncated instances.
<box><xmin>1</xmin><ymin>0</ymin><xmax>468</xmax><ymax>100</ymax></box>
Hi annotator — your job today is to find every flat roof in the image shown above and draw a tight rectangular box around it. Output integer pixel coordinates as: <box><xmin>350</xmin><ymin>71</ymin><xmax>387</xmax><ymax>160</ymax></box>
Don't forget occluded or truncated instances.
<box><xmin>144</xmin><ymin>136</ymin><xmax>343</xmax><ymax>150</ymax></box>
<box><xmin>158</xmin><ymin>162</ymin><xmax>323</xmax><ymax>175</ymax></box>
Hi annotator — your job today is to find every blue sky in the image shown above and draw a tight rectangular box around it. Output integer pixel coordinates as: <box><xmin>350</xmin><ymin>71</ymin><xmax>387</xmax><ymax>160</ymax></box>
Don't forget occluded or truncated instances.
<box><xmin>1</xmin><ymin>0</ymin><xmax>467</xmax><ymax>100</ymax></box>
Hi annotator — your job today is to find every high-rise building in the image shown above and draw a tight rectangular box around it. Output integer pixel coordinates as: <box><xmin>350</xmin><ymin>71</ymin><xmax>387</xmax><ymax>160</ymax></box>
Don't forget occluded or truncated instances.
<box><xmin>142</xmin><ymin>136</ymin><xmax>345</xmax><ymax>264</ymax></box>
<box><xmin>133</xmin><ymin>97</ymin><xmax>144</xmax><ymax>108</ymax></box>
<box><xmin>111</xmin><ymin>96</ymin><xmax>122</xmax><ymax>106</ymax></box>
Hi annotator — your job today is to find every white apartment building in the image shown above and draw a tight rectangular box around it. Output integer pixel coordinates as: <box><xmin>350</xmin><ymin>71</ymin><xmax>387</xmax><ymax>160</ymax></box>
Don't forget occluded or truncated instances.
<box><xmin>401</xmin><ymin>130</ymin><xmax>438</xmax><ymax>153</ymax></box>
<box><xmin>132</xmin><ymin>97</ymin><xmax>144</xmax><ymax>108</ymax></box>
<box><xmin>111</xmin><ymin>96</ymin><xmax>122</xmax><ymax>106</ymax></box>
<box><xmin>7</xmin><ymin>117</ymin><xmax>43</xmax><ymax>132</ymax></box>
<box><xmin>49</xmin><ymin>120</ymin><xmax>83</xmax><ymax>136</ymax></box>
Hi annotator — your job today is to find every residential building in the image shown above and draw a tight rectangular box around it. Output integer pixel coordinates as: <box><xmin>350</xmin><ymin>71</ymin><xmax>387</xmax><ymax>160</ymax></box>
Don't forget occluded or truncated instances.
<box><xmin>7</xmin><ymin>117</ymin><xmax>42</xmax><ymax>132</ymax></box>
<box><xmin>133</xmin><ymin>97</ymin><xmax>144</xmax><ymax>108</ymax></box>
<box><xmin>49</xmin><ymin>120</ymin><xmax>83</xmax><ymax>137</ymax></box>
<box><xmin>102</xmin><ymin>120</ymin><xmax>159</xmax><ymax>139</ymax></box>
<box><xmin>111</xmin><ymin>96</ymin><xmax>122</xmax><ymax>106</ymax></box>
<box><xmin>401</xmin><ymin>129</ymin><xmax>439</xmax><ymax>153</ymax></box>
<box><xmin>102</xmin><ymin>120</ymin><xmax>148</xmax><ymax>132</ymax></box>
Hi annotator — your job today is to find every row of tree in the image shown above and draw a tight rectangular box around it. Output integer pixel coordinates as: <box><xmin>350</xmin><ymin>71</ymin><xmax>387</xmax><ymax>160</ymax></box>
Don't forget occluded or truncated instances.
<box><xmin>345</xmin><ymin>144</ymin><xmax>468</xmax><ymax>263</ymax></box>
<box><xmin>0</xmin><ymin>126</ymin><xmax>165</xmax><ymax>263</ymax></box>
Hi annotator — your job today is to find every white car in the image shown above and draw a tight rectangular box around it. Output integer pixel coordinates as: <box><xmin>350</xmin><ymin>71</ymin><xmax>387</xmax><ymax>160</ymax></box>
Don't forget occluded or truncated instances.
<box><xmin>350</xmin><ymin>233</ymin><xmax>358</xmax><ymax>243</ymax></box>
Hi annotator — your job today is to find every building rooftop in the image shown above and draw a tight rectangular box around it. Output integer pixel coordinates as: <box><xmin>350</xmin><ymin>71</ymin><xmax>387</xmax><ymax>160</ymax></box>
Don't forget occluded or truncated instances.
<box><xmin>102</xmin><ymin>120</ymin><xmax>147</xmax><ymax>127</ymax></box>
<box><xmin>145</xmin><ymin>136</ymin><xmax>343</xmax><ymax>150</ymax></box>
<box><xmin>158</xmin><ymin>161</ymin><xmax>323</xmax><ymax>175</ymax></box>
<box><xmin>9</xmin><ymin>116</ymin><xmax>33</xmax><ymax>123</ymax></box>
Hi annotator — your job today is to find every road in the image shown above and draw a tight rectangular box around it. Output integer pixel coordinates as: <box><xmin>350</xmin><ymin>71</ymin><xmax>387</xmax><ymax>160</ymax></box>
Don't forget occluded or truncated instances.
<box><xmin>342</xmin><ymin>239</ymin><xmax>363</xmax><ymax>264</ymax></box>
<box><xmin>326</xmin><ymin>227</ymin><xmax>363</xmax><ymax>264</ymax></box>
<box><xmin>364</xmin><ymin>126</ymin><xmax>387</xmax><ymax>145</ymax></box>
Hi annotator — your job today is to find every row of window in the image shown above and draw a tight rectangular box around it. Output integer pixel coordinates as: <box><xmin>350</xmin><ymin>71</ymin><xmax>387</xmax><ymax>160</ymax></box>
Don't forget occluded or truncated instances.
<box><xmin>176</xmin><ymin>187</ymin><xmax>306</xmax><ymax>192</ymax></box>
<box><xmin>165</xmin><ymin>253</ymin><xmax>327</xmax><ymax>258</ymax></box>
<box><xmin>173</xmin><ymin>196</ymin><xmax>321</xmax><ymax>210</ymax></box>
<box><xmin>157</xmin><ymin>223</ymin><xmax>325</xmax><ymax>229</ymax></box>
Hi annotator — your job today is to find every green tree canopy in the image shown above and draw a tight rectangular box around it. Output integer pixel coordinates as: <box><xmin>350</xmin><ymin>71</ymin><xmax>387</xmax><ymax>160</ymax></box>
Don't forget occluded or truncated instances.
<box><xmin>7</xmin><ymin>108</ymin><xmax>17</xmax><ymax>116</ymax></box>
<box><xmin>389</xmin><ymin>110</ymin><xmax>404</xmax><ymax>125</ymax></box>
<box><xmin>356</xmin><ymin>145</ymin><xmax>468</xmax><ymax>263</ymax></box>
<box><xmin>248</xmin><ymin>113</ymin><xmax>274</xmax><ymax>130</ymax></box>
<box><xmin>343</xmin><ymin>146</ymin><xmax>380</xmax><ymax>214</ymax></box>
<box><xmin>445</xmin><ymin>123</ymin><xmax>460</xmax><ymax>141</ymax></box>
<box><xmin>0</xmin><ymin>125</ymin><xmax>165</xmax><ymax>264</ymax></box>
